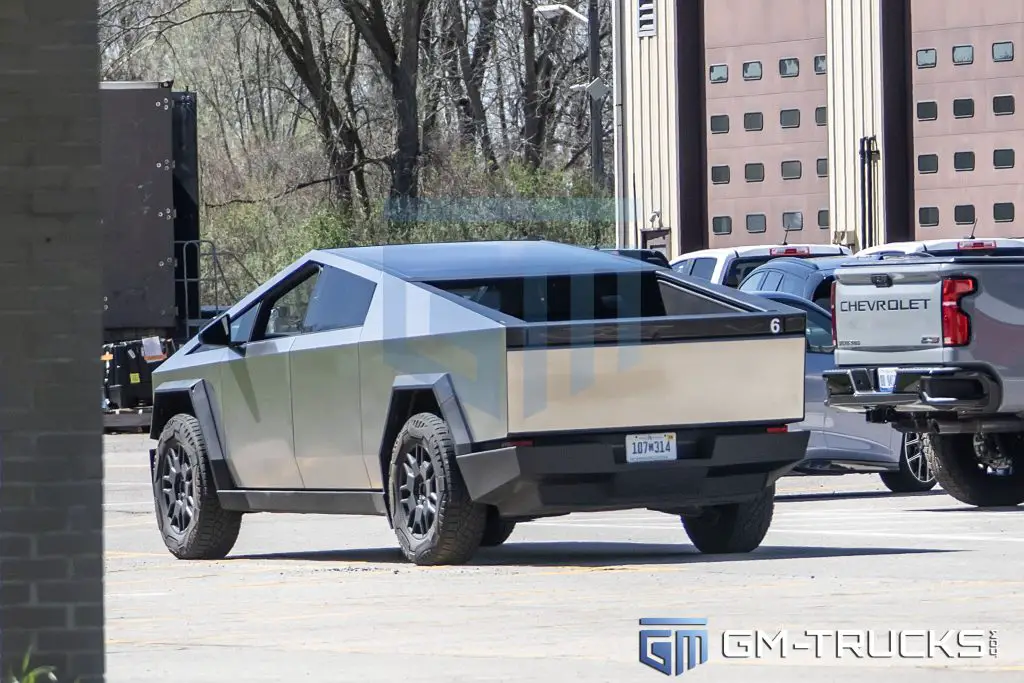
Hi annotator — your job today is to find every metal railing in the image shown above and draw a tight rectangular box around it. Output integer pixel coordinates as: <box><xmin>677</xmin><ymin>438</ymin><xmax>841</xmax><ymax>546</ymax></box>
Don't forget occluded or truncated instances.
<box><xmin>175</xmin><ymin>239</ymin><xmax>260</xmax><ymax>339</ymax></box>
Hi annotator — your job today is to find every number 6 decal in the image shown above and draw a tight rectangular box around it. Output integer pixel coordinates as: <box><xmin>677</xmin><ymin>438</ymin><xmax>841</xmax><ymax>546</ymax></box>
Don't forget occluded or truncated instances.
<box><xmin>770</xmin><ymin>317</ymin><xmax>781</xmax><ymax>334</ymax></box>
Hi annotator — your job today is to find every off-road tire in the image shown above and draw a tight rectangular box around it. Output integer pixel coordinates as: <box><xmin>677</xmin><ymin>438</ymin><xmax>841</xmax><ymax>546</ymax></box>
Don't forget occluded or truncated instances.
<box><xmin>387</xmin><ymin>412</ymin><xmax>487</xmax><ymax>565</ymax></box>
<box><xmin>682</xmin><ymin>484</ymin><xmax>775</xmax><ymax>554</ymax></box>
<box><xmin>480</xmin><ymin>507</ymin><xmax>517</xmax><ymax>547</ymax></box>
<box><xmin>880</xmin><ymin>432</ymin><xmax>938</xmax><ymax>493</ymax></box>
<box><xmin>924</xmin><ymin>433</ymin><xmax>1024</xmax><ymax>507</ymax></box>
<box><xmin>154</xmin><ymin>413</ymin><xmax>242</xmax><ymax>560</ymax></box>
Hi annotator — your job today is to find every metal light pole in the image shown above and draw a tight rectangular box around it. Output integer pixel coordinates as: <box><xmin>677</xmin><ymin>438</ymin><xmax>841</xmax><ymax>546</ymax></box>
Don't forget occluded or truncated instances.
<box><xmin>534</xmin><ymin>3</ymin><xmax>607</xmax><ymax>247</ymax></box>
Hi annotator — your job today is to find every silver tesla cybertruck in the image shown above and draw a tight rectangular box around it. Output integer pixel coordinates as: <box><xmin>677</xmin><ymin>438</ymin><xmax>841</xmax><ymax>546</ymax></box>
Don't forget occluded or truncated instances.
<box><xmin>147</xmin><ymin>240</ymin><xmax>810</xmax><ymax>565</ymax></box>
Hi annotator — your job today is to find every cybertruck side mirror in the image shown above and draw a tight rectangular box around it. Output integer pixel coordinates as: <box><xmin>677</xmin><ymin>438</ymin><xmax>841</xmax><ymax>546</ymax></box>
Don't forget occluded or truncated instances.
<box><xmin>198</xmin><ymin>314</ymin><xmax>233</xmax><ymax>347</ymax></box>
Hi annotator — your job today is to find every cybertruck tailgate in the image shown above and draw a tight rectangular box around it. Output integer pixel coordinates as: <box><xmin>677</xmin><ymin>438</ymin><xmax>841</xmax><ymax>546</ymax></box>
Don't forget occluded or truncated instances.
<box><xmin>504</xmin><ymin>317</ymin><xmax>806</xmax><ymax>433</ymax></box>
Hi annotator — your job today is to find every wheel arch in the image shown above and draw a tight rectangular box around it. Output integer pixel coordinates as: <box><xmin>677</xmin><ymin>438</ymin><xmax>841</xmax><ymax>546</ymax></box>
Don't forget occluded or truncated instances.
<box><xmin>376</xmin><ymin>374</ymin><xmax>474</xmax><ymax>520</ymax></box>
<box><xmin>151</xmin><ymin>379</ymin><xmax>238</xmax><ymax>491</ymax></box>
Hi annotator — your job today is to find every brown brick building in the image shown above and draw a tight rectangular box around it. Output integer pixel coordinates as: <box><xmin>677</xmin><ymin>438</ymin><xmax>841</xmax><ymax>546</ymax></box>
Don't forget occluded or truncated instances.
<box><xmin>614</xmin><ymin>0</ymin><xmax>1024</xmax><ymax>255</ymax></box>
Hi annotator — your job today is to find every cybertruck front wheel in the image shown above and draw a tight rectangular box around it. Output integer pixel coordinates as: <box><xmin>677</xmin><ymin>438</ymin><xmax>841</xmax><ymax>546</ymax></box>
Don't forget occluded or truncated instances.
<box><xmin>153</xmin><ymin>414</ymin><xmax>242</xmax><ymax>560</ymax></box>
<box><xmin>387</xmin><ymin>412</ymin><xmax>487</xmax><ymax>565</ymax></box>
<box><xmin>681</xmin><ymin>484</ymin><xmax>775</xmax><ymax>554</ymax></box>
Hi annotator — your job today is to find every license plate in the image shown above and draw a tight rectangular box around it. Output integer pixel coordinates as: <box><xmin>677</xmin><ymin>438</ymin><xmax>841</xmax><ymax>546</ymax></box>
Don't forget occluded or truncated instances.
<box><xmin>877</xmin><ymin>367</ymin><xmax>898</xmax><ymax>393</ymax></box>
<box><xmin>625</xmin><ymin>433</ymin><xmax>677</xmax><ymax>463</ymax></box>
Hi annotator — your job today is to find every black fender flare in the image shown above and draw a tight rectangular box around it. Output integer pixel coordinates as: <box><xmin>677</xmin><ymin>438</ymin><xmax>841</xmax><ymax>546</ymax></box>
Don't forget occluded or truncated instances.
<box><xmin>376</xmin><ymin>374</ymin><xmax>475</xmax><ymax>518</ymax></box>
<box><xmin>150</xmin><ymin>378</ymin><xmax>238</xmax><ymax>492</ymax></box>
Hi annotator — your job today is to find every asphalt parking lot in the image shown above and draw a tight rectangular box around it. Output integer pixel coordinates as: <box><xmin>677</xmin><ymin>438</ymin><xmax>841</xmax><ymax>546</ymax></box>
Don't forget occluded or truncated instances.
<box><xmin>103</xmin><ymin>433</ymin><xmax>1024</xmax><ymax>682</ymax></box>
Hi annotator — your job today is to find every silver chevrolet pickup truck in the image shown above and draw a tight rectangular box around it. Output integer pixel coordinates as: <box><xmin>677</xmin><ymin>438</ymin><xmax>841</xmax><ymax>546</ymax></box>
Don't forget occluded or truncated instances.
<box><xmin>823</xmin><ymin>240</ymin><xmax>1024</xmax><ymax>507</ymax></box>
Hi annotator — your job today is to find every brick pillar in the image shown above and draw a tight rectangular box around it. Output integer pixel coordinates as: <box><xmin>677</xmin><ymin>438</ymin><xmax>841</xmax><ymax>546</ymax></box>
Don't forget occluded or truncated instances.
<box><xmin>0</xmin><ymin>1</ymin><xmax>106</xmax><ymax>682</ymax></box>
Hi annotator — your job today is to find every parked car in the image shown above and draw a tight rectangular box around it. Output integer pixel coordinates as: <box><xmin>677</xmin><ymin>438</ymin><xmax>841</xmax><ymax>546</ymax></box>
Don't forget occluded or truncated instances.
<box><xmin>147</xmin><ymin>240</ymin><xmax>813</xmax><ymax>565</ymax></box>
<box><xmin>825</xmin><ymin>252</ymin><xmax>1024</xmax><ymax>507</ymax></box>
<box><xmin>750</xmin><ymin>290</ymin><xmax>935</xmax><ymax>492</ymax></box>
<box><xmin>737</xmin><ymin>254</ymin><xmax>873</xmax><ymax>310</ymax></box>
<box><xmin>670</xmin><ymin>244</ymin><xmax>851</xmax><ymax>288</ymax></box>
<box><xmin>601</xmin><ymin>248</ymin><xmax>671</xmax><ymax>267</ymax></box>
<box><xmin>855</xmin><ymin>237</ymin><xmax>1024</xmax><ymax>258</ymax></box>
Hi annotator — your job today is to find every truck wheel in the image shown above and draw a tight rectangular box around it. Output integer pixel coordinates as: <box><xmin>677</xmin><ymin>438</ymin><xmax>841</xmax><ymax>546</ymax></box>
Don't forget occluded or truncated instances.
<box><xmin>387</xmin><ymin>412</ymin><xmax>487</xmax><ymax>565</ymax></box>
<box><xmin>154</xmin><ymin>414</ymin><xmax>242</xmax><ymax>560</ymax></box>
<box><xmin>682</xmin><ymin>485</ymin><xmax>775</xmax><ymax>554</ymax></box>
<box><xmin>925</xmin><ymin>433</ymin><xmax>1024</xmax><ymax>507</ymax></box>
<box><xmin>480</xmin><ymin>507</ymin><xmax>517</xmax><ymax>547</ymax></box>
<box><xmin>880</xmin><ymin>432</ymin><xmax>938</xmax><ymax>493</ymax></box>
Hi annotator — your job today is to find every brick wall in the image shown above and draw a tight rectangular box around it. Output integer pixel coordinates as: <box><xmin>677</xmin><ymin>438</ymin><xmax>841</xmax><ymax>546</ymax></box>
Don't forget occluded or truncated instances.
<box><xmin>0</xmin><ymin>0</ymin><xmax>106</xmax><ymax>682</ymax></box>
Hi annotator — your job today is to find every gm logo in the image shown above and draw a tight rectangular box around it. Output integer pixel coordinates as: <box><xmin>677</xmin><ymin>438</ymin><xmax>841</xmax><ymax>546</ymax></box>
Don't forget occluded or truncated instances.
<box><xmin>639</xmin><ymin>618</ymin><xmax>709</xmax><ymax>675</ymax></box>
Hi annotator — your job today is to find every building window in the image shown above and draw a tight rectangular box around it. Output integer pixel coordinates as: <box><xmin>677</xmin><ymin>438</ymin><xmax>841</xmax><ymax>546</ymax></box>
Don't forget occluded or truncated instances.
<box><xmin>746</xmin><ymin>214</ymin><xmax>767</xmax><ymax>233</ymax></box>
<box><xmin>709</xmin><ymin>64</ymin><xmax>728</xmax><ymax>83</ymax></box>
<box><xmin>712</xmin><ymin>216</ymin><xmax>732</xmax><ymax>235</ymax></box>
<box><xmin>917</xmin><ymin>101</ymin><xmax>938</xmax><ymax>121</ymax></box>
<box><xmin>916</xmin><ymin>48</ymin><xmax>937</xmax><ymax>68</ymax></box>
<box><xmin>954</xmin><ymin>151</ymin><xmax>975</xmax><ymax>171</ymax></box>
<box><xmin>952</xmin><ymin>45</ymin><xmax>974</xmax><ymax>65</ymax></box>
<box><xmin>818</xmin><ymin>209</ymin><xmax>830</xmax><ymax>229</ymax></box>
<box><xmin>814</xmin><ymin>54</ymin><xmax>827</xmax><ymax>74</ymax></box>
<box><xmin>780</xmin><ymin>160</ymin><xmax>802</xmax><ymax>179</ymax></box>
<box><xmin>954</xmin><ymin>204</ymin><xmax>976</xmax><ymax>225</ymax></box>
<box><xmin>782</xmin><ymin>211</ymin><xmax>804</xmax><ymax>231</ymax></box>
<box><xmin>745</xmin><ymin>162</ymin><xmax>765</xmax><ymax>182</ymax></box>
<box><xmin>742</xmin><ymin>61</ymin><xmax>762</xmax><ymax>80</ymax></box>
<box><xmin>779</xmin><ymin>57</ymin><xmax>799</xmax><ymax>77</ymax></box>
<box><xmin>993</xmin><ymin>41</ymin><xmax>1014</xmax><ymax>62</ymax></box>
<box><xmin>743</xmin><ymin>112</ymin><xmax>763</xmax><ymax>131</ymax></box>
<box><xmin>710</xmin><ymin>114</ymin><xmax>730</xmax><ymax>133</ymax></box>
<box><xmin>815</xmin><ymin>106</ymin><xmax>827</xmax><ymax>126</ymax></box>
<box><xmin>994</xmin><ymin>202</ymin><xmax>1015</xmax><ymax>222</ymax></box>
<box><xmin>710</xmin><ymin>165</ymin><xmax>731</xmax><ymax>184</ymax></box>
<box><xmin>994</xmin><ymin>95</ymin><xmax>1015</xmax><ymax>115</ymax></box>
<box><xmin>953</xmin><ymin>98</ymin><xmax>975</xmax><ymax>118</ymax></box>
<box><xmin>816</xmin><ymin>158</ymin><xmax>828</xmax><ymax>177</ymax></box>
<box><xmin>994</xmin><ymin>148</ymin><xmax>1015</xmax><ymax>169</ymax></box>
<box><xmin>917</xmin><ymin>154</ymin><xmax>939</xmax><ymax>174</ymax></box>
<box><xmin>636</xmin><ymin>0</ymin><xmax>656</xmax><ymax>37</ymax></box>
<box><xmin>780</xmin><ymin>108</ymin><xmax>800</xmax><ymax>128</ymax></box>
<box><xmin>919</xmin><ymin>206</ymin><xmax>939</xmax><ymax>227</ymax></box>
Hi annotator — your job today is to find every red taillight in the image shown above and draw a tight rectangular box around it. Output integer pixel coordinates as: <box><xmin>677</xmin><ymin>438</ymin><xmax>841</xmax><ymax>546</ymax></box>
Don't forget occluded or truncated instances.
<box><xmin>830</xmin><ymin>280</ymin><xmax>838</xmax><ymax>345</ymax></box>
<box><xmin>957</xmin><ymin>240</ymin><xmax>996</xmax><ymax>251</ymax></box>
<box><xmin>503</xmin><ymin>440</ymin><xmax>533</xmax><ymax>447</ymax></box>
<box><xmin>770</xmin><ymin>246</ymin><xmax>811</xmax><ymax>256</ymax></box>
<box><xmin>766</xmin><ymin>425</ymin><xmax>789</xmax><ymax>433</ymax></box>
<box><xmin>941</xmin><ymin>277</ymin><xmax>975</xmax><ymax>346</ymax></box>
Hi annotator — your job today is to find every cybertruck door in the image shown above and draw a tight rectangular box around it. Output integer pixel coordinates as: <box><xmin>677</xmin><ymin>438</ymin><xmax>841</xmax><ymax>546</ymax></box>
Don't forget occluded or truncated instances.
<box><xmin>289</xmin><ymin>265</ymin><xmax>378</xmax><ymax>490</ymax></box>
<box><xmin>219</xmin><ymin>267</ymin><xmax>321</xmax><ymax>489</ymax></box>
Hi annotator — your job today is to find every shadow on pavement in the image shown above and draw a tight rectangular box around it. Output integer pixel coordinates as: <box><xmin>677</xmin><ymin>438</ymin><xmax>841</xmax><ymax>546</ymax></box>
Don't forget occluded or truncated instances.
<box><xmin>229</xmin><ymin>542</ymin><xmax>957</xmax><ymax>568</ymax></box>
<box><xmin>912</xmin><ymin>505</ymin><xmax>1023</xmax><ymax>513</ymax></box>
<box><xmin>777</xmin><ymin>489</ymin><xmax>946</xmax><ymax>503</ymax></box>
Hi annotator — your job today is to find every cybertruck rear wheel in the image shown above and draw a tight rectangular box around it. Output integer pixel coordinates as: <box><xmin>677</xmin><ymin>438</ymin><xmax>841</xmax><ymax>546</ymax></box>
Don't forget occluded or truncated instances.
<box><xmin>387</xmin><ymin>412</ymin><xmax>487</xmax><ymax>565</ymax></box>
<box><xmin>681</xmin><ymin>485</ymin><xmax>775</xmax><ymax>554</ymax></box>
<box><xmin>925</xmin><ymin>433</ymin><xmax>1024</xmax><ymax>507</ymax></box>
<box><xmin>154</xmin><ymin>414</ymin><xmax>242</xmax><ymax>560</ymax></box>
<box><xmin>480</xmin><ymin>507</ymin><xmax>517</xmax><ymax>547</ymax></box>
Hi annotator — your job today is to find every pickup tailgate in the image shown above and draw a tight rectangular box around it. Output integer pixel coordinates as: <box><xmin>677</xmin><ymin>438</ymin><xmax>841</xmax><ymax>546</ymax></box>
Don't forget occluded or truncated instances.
<box><xmin>505</xmin><ymin>315</ymin><xmax>807</xmax><ymax>433</ymax></box>
<box><xmin>833</xmin><ymin>261</ymin><xmax>954</xmax><ymax>367</ymax></box>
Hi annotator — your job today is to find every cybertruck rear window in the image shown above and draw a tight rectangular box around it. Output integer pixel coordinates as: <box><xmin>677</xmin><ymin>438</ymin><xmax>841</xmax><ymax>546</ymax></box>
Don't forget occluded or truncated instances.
<box><xmin>427</xmin><ymin>271</ymin><xmax>738</xmax><ymax>322</ymax></box>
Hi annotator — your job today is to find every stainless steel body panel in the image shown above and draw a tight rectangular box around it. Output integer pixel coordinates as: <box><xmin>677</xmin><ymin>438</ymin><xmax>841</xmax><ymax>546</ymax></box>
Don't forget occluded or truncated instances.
<box><xmin>220</xmin><ymin>337</ymin><xmax>305</xmax><ymax>489</ymax></box>
<box><xmin>506</xmin><ymin>336</ymin><xmax>806</xmax><ymax>434</ymax></box>
<box><xmin>290</xmin><ymin>327</ymin><xmax>369</xmax><ymax>489</ymax></box>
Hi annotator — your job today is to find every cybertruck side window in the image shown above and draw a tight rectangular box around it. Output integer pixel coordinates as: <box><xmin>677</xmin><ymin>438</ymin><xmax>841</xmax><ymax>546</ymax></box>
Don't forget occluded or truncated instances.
<box><xmin>230</xmin><ymin>306</ymin><xmax>259</xmax><ymax>344</ymax></box>
<box><xmin>254</xmin><ymin>266</ymin><xmax>322</xmax><ymax>340</ymax></box>
<box><xmin>301</xmin><ymin>266</ymin><xmax>377</xmax><ymax>333</ymax></box>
